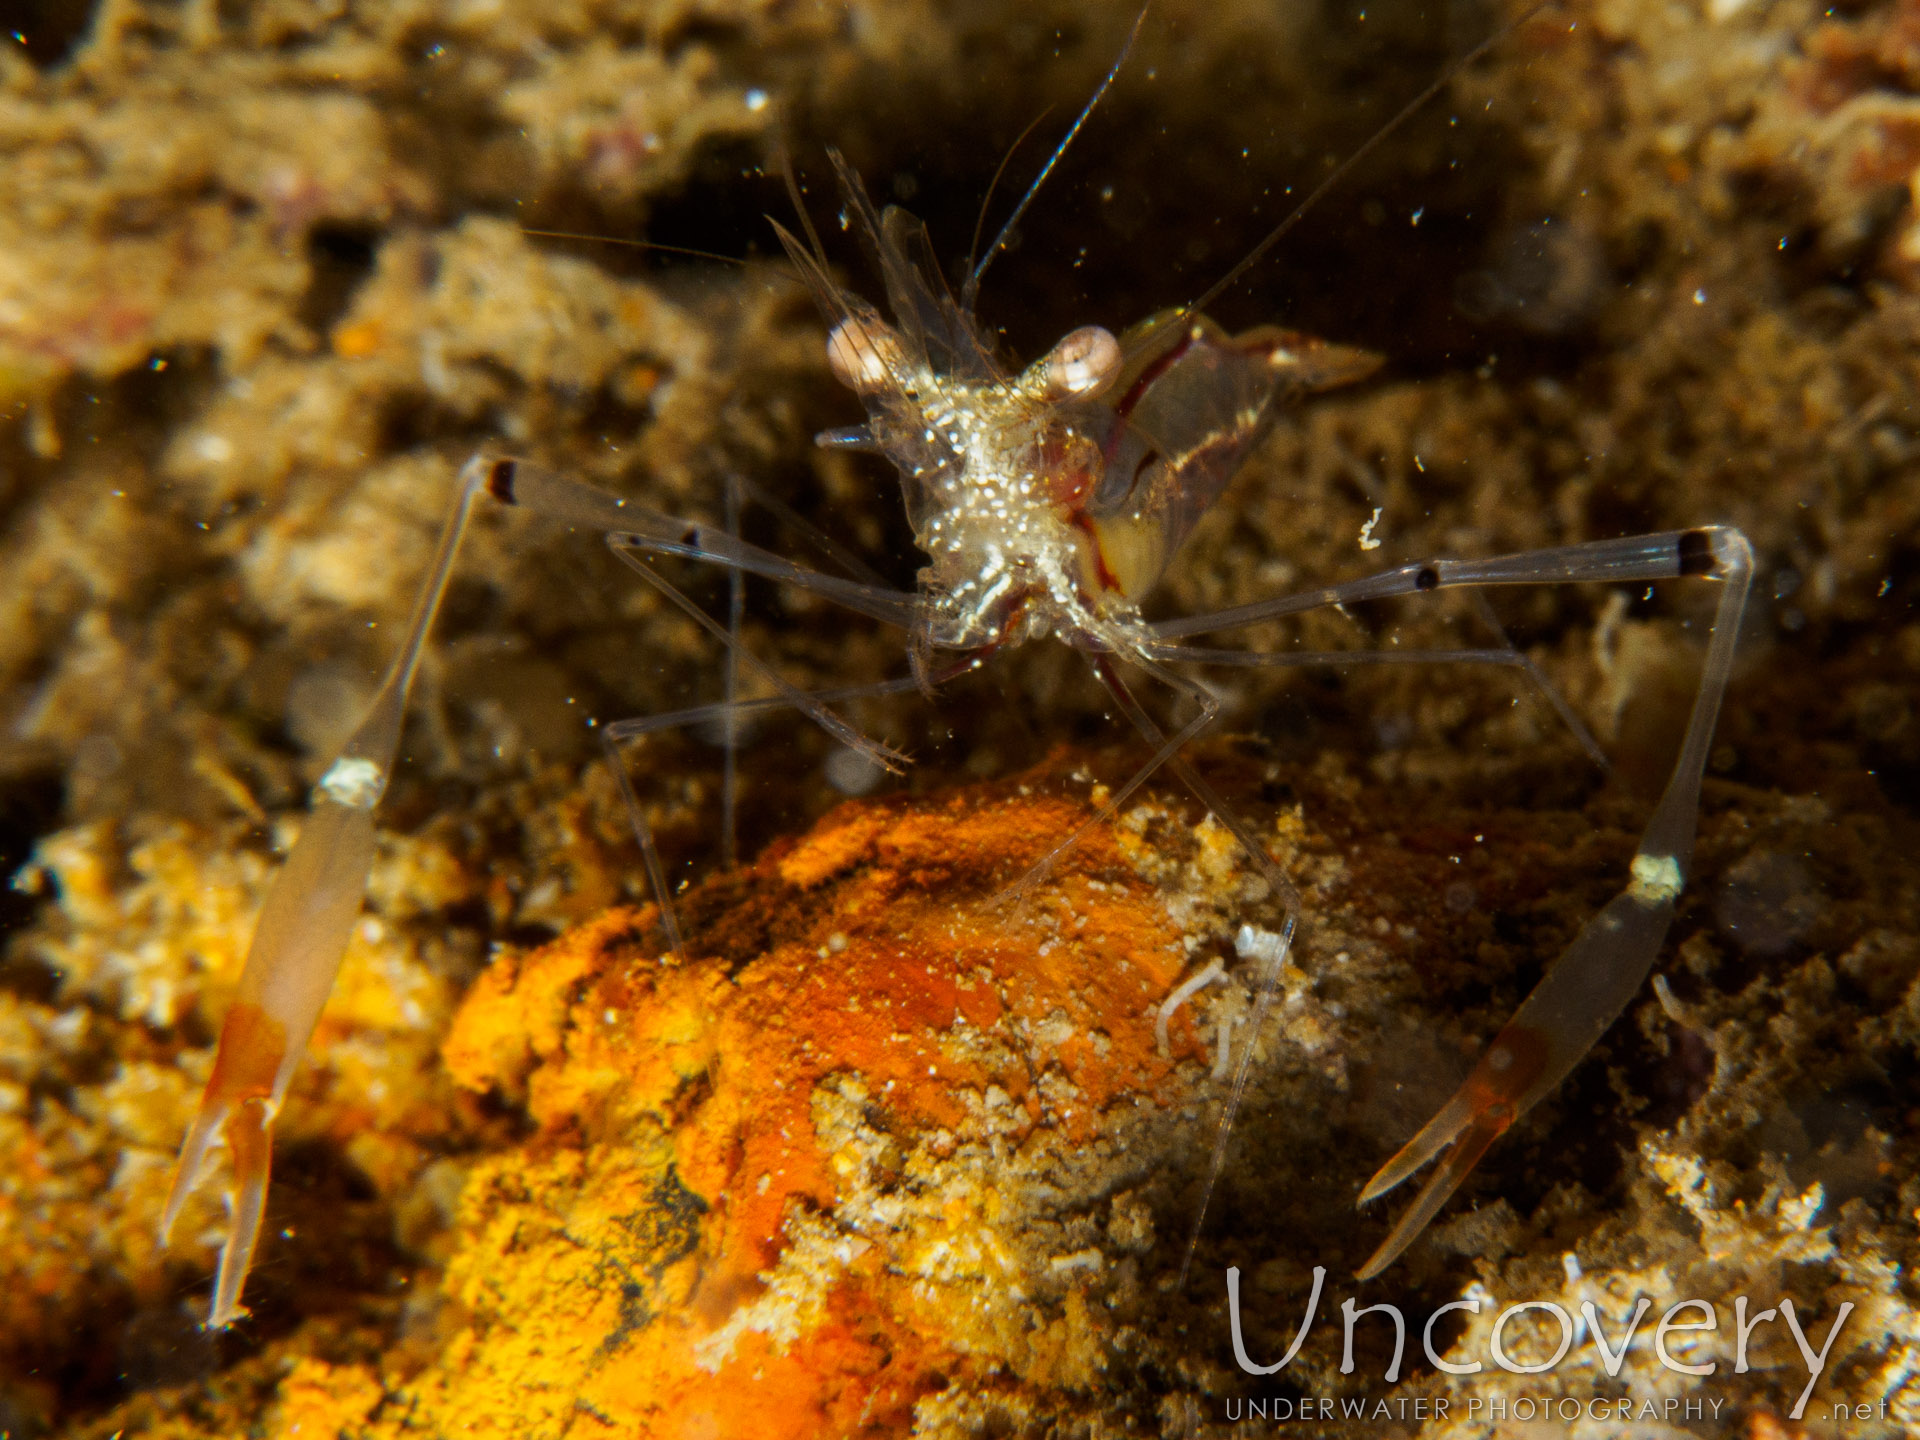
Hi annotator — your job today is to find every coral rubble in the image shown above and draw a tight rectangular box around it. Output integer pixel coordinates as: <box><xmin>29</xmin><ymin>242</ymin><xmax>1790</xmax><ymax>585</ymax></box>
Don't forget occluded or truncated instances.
<box><xmin>43</xmin><ymin>753</ymin><xmax>1920</xmax><ymax>1438</ymax></box>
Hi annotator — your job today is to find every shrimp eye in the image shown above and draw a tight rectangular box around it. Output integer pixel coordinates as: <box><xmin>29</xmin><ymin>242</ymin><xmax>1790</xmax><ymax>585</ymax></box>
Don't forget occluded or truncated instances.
<box><xmin>826</xmin><ymin>317</ymin><xmax>900</xmax><ymax>394</ymax></box>
<box><xmin>1041</xmin><ymin>325</ymin><xmax>1121</xmax><ymax>400</ymax></box>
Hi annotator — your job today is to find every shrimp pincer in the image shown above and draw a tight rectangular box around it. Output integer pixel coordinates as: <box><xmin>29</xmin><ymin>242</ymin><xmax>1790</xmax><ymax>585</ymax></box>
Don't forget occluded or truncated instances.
<box><xmin>160</xmin><ymin>458</ymin><xmax>487</xmax><ymax>1326</ymax></box>
<box><xmin>1348</xmin><ymin>527</ymin><xmax>1754</xmax><ymax>1277</ymax></box>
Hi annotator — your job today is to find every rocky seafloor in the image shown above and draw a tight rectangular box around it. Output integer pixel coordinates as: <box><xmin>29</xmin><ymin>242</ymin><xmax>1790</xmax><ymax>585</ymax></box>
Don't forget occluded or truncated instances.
<box><xmin>0</xmin><ymin>0</ymin><xmax>1916</xmax><ymax>1435</ymax></box>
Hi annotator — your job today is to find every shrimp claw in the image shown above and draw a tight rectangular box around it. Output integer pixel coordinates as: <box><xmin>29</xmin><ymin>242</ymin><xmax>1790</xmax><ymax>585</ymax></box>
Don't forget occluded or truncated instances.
<box><xmin>161</xmin><ymin>456</ymin><xmax>490</xmax><ymax>1326</ymax></box>
<box><xmin>1354</xmin><ymin>527</ymin><xmax>1753</xmax><ymax>1278</ymax></box>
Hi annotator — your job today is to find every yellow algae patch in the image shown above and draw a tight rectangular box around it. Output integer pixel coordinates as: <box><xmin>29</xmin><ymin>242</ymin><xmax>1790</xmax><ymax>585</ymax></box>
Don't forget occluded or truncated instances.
<box><xmin>396</xmin><ymin>1131</ymin><xmax>704</xmax><ymax>1439</ymax></box>
<box><xmin>776</xmin><ymin>805</ymin><xmax>891</xmax><ymax>888</ymax></box>
<box><xmin>321</xmin><ymin>781</ymin><xmax>1210</xmax><ymax>1438</ymax></box>
<box><xmin>443</xmin><ymin>906</ymin><xmax>655</xmax><ymax>1101</ymax></box>
<box><xmin>269</xmin><ymin>1358</ymin><xmax>383</xmax><ymax>1439</ymax></box>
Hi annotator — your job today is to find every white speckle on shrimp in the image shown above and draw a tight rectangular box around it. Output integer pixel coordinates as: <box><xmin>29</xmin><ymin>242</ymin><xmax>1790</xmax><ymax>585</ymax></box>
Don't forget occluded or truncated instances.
<box><xmin>317</xmin><ymin>755</ymin><xmax>384</xmax><ymax>808</ymax></box>
<box><xmin>1629</xmin><ymin>852</ymin><xmax>1684</xmax><ymax>904</ymax></box>
<box><xmin>1234</xmin><ymin>924</ymin><xmax>1288</xmax><ymax>969</ymax></box>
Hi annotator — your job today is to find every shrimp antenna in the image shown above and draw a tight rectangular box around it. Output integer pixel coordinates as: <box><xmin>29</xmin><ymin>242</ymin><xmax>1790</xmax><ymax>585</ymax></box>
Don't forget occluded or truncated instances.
<box><xmin>775</xmin><ymin>133</ymin><xmax>833</xmax><ymax>276</ymax></box>
<box><xmin>961</xmin><ymin>104</ymin><xmax>1057</xmax><ymax>307</ymax></box>
<box><xmin>965</xmin><ymin>1</ymin><xmax>1153</xmax><ymax>304</ymax></box>
<box><xmin>518</xmin><ymin>229</ymin><xmax>749</xmax><ymax>267</ymax></box>
<box><xmin>1180</xmin><ymin>0</ymin><xmax>1556</xmax><ymax>323</ymax></box>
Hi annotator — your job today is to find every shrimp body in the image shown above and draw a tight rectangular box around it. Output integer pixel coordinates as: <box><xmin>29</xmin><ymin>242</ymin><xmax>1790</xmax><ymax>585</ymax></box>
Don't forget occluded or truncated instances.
<box><xmin>793</xmin><ymin>166</ymin><xmax>1378</xmax><ymax>661</ymax></box>
<box><xmin>853</xmin><ymin>318</ymin><xmax>1125</xmax><ymax>650</ymax></box>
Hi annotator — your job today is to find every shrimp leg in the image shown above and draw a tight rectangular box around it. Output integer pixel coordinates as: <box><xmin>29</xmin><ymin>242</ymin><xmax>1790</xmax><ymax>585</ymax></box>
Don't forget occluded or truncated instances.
<box><xmin>161</xmin><ymin>455</ymin><xmax>491</xmax><ymax>1326</ymax></box>
<box><xmin>1151</xmin><ymin>526</ymin><xmax>1754</xmax><ymax>1277</ymax></box>
<box><xmin>163</xmin><ymin>457</ymin><xmax>925</xmax><ymax>1324</ymax></box>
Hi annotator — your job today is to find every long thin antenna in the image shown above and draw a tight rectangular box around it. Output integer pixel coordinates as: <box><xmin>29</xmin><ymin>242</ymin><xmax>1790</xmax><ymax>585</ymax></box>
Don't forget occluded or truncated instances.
<box><xmin>518</xmin><ymin>229</ymin><xmax>748</xmax><ymax>267</ymax></box>
<box><xmin>1180</xmin><ymin>0</ymin><xmax>1554</xmax><ymax>323</ymax></box>
<box><xmin>721</xmin><ymin>473</ymin><xmax>744</xmax><ymax>871</ymax></box>
<box><xmin>776</xmin><ymin>133</ymin><xmax>832</xmax><ymax>274</ymax></box>
<box><xmin>966</xmin><ymin>1</ymin><xmax>1153</xmax><ymax>303</ymax></box>
<box><xmin>962</xmin><ymin>105</ymin><xmax>1057</xmax><ymax>307</ymax></box>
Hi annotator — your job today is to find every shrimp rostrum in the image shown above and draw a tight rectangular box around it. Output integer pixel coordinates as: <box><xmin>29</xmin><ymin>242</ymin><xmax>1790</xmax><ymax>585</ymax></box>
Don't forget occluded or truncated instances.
<box><xmin>163</xmin><ymin>45</ymin><xmax>1753</xmax><ymax>1329</ymax></box>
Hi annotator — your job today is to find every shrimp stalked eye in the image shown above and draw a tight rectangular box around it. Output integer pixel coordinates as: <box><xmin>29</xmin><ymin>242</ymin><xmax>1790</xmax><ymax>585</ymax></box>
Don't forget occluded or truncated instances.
<box><xmin>825</xmin><ymin>315</ymin><xmax>905</xmax><ymax>393</ymax></box>
<box><xmin>1040</xmin><ymin>324</ymin><xmax>1121</xmax><ymax>400</ymax></box>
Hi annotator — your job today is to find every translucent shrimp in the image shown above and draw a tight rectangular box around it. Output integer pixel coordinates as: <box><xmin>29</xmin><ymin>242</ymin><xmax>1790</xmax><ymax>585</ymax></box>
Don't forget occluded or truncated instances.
<box><xmin>165</xmin><ymin>0</ymin><xmax>1751</xmax><ymax>1324</ymax></box>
